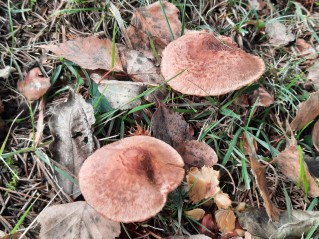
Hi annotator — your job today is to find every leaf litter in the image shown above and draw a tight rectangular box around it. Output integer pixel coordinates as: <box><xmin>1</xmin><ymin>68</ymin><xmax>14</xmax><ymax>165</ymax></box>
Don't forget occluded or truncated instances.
<box><xmin>4</xmin><ymin>0</ymin><xmax>319</xmax><ymax>238</ymax></box>
<box><xmin>48</xmin><ymin>90</ymin><xmax>96</xmax><ymax>198</ymax></box>
<box><xmin>37</xmin><ymin>201</ymin><xmax>121</xmax><ymax>239</ymax></box>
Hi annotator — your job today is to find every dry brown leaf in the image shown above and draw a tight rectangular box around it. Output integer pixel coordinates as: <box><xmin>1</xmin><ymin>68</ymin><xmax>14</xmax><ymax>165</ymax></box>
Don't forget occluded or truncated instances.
<box><xmin>42</xmin><ymin>36</ymin><xmax>122</xmax><ymax>71</ymax></box>
<box><xmin>185</xmin><ymin>208</ymin><xmax>205</xmax><ymax>221</ymax></box>
<box><xmin>249</xmin><ymin>86</ymin><xmax>274</xmax><ymax>107</ymax></box>
<box><xmin>235</xmin><ymin>86</ymin><xmax>273</xmax><ymax>108</ymax></box>
<box><xmin>126</xmin><ymin>1</ymin><xmax>181</xmax><ymax>54</ymax></box>
<box><xmin>151</xmin><ymin>105</ymin><xmax>193</xmax><ymax>148</ymax></box>
<box><xmin>176</xmin><ymin>140</ymin><xmax>218</xmax><ymax>169</ymax></box>
<box><xmin>265</xmin><ymin>22</ymin><xmax>295</xmax><ymax>47</ymax></box>
<box><xmin>249</xmin><ymin>0</ymin><xmax>266</xmax><ymax>10</ymax></box>
<box><xmin>214</xmin><ymin>192</ymin><xmax>232</xmax><ymax>209</ymax></box>
<box><xmin>186</xmin><ymin>166</ymin><xmax>220</xmax><ymax>203</ymax></box>
<box><xmin>290</xmin><ymin>90</ymin><xmax>319</xmax><ymax>131</ymax></box>
<box><xmin>307</xmin><ymin>60</ymin><xmax>319</xmax><ymax>90</ymax></box>
<box><xmin>118</xmin><ymin>45</ymin><xmax>164</xmax><ymax>84</ymax></box>
<box><xmin>275</xmin><ymin>142</ymin><xmax>319</xmax><ymax>197</ymax></box>
<box><xmin>312</xmin><ymin>120</ymin><xmax>319</xmax><ymax>152</ymax></box>
<box><xmin>238</xmin><ymin>207</ymin><xmax>319</xmax><ymax>239</ymax></box>
<box><xmin>295</xmin><ymin>39</ymin><xmax>318</xmax><ymax>59</ymax></box>
<box><xmin>250</xmin><ymin>154</ymin><xmax>280</xmax><ymax>221</ymax></box>
<box><xmin>49</xmin><ymin>90</ymin><xmax>96</xmax><ymax>198</ymax></box>
<box><xmin>38</xmin><ymin>201</ymin><xmax>121</xmax><ymax>239</ymax></box>
<box><xmin>0</xmin><ymin>232</ymin><xmax>28</xmax><ymax>239</ymax></box>
<box><xmin>215</xmin><ymin>209</ymin><xmax>236</xmax><ymax>235</ymax></box>
<box><xmin>17</xmin><ymin>68</ymin><xmax>50</xmax><ymax>101</ymax></box>
<box><xmin>97</xmin><ymin>80</ymin><xmax>148</xmax><ymax>110</ymax></box>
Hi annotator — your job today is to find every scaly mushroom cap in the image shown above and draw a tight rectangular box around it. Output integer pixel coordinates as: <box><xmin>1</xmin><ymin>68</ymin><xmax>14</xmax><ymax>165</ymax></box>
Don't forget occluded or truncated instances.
<box><xmin>161</xmin><ymin>32</ymin><xmax>266</xmax><ymax>96</ymax></box>
<box><xmin>79</xmin><ymin>136</ymin><xmax>184</xmax><ymax>223</ymax></box>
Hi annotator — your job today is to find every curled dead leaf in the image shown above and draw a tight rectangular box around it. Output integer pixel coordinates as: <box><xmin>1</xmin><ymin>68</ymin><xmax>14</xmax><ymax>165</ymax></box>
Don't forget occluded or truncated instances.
<box><xmin>215</xmin><ymin>209</ymin><xmax>236</xmax><ymax>235</ymax></box>
<box><xmin>186</xmin><ymin>166</ymin><xmax>220</xmax><ymax>203</ymax></box>
<box><xmin>177</xmin><ymin>140</ymin><xmax>218</xmax><ymax>169</ymax></box>
<box><xmin>275</xmin><ymin>143</ymin><xmax>319</xmax><ymax>197</ymax></box>
<box><xmin>42</xmin><ymin>36</ymin><xmax>122</xmax><ymax>71</ymax></box>
<box><xmin>17</xmin><ymin>68</ymin><xmax>50</xmax><ymax>101</ymax></box>
<box><xmin>290</xmin><ymin>90</ymin><xmax>319</xmax><ymax>131</ymax></box>
<box><xmin>250</xmin><ymin>154</ymin><xmax>280</xmax><ymax>221</ymax></box>
<box><xmin>126</xmin><ymin>1</ymin><xmax>181</xmax><ymax>54</ymax></box>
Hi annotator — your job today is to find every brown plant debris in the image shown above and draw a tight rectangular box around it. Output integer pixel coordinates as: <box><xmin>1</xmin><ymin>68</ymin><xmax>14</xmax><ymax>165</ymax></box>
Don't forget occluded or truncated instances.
<box><xmin>126</xmin><ymin>1</ymin><xmax>181</xmax><ymax>54</ymax></box>
<box><xmin>37</xmin><ymin>201</ymin><xmax>121</xmax><ymax>239</ymax></box>
<box><xmin>17</xmin><ymin>68</ymin><xmax>51</xmax><ymax>101</ymax></box>
<box><xmin>151</xmin><ymin>105</ymin><xmax>193</xmax><ymax>148</ymax></box>
<box><xmin>290</xmin><ymin>90</ymin><xmax>319</xmax><ymax>131</ymax></box>
<box><xmin>250</xmin><ymin>154</ymin><xmax>280</xmax><ymax>221</ymax></box>
<box><xmin>49</xmin><ymin>90</ymin><xmax>96</xmax><ymax>198</ymax></box>
<box><xmin>42</xmin><ymin>36</ymin><xmax>123</xmax><ymax>71</ymax></box>
<box><xmin>275</xmin><ymin>140</ymin><xmax>319</xmax><ymax>197</ymax></box>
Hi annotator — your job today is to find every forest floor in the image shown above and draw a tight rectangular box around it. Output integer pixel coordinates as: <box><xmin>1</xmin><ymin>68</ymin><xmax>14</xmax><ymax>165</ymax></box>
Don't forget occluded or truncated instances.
<box><xmin>1</xmin><ymin>0</ymin><xmax>319</xmax><ymax>238</ymax></box>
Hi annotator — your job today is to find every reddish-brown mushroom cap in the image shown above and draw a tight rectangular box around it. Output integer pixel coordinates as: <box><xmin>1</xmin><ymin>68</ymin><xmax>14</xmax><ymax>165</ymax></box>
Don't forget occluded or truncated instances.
<box><xmin>161</xmin><ymin>32</ymin><xmax>266</xmax><ymax>96</ymax></box>
<box><xmin>79</xmin><ymin>136</ymin><xmax>184</xmax><ymax>223</ymax></box>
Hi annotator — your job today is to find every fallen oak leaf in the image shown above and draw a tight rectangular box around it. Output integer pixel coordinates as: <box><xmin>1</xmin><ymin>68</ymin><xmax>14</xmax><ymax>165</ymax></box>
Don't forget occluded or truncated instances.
<box><xmin>238</xmin><ymin>207</ymin><xmax>319</xmax><ymax>239</ymax></box>
<box><xmin>49</xmin><ymin>90</ymin><xmax>96</xmax><ymax>198</ymax></box>
<box><xmin>290</xmin><ymin>90</ymin><xmax>319</xmax><ymax>131</ymax></box>
<box><xmin>37</xmin><ymin>201</ymin><xmax>121</xmax><ymax>239</ymax></box>
<box><xmin>275</xmin><ymin>141</ymin><xmax>319</xmax><ymax>197</ymax></box>
<box><xmin>176</xmin><ymin>140</ymin><xmax>218</xmax><ymax>169</ymax></box>
<box><xmin>17</xmin><ymin>67</ymin><xmax>51</xmax><ymax>101</ymax></box>
<box><xmin>126</xmin><ymin>1</ymin><xmax>181</xmax><ymax>54</ymax></box>
<box><xmin>250</xmin><ymin>154</ymin><xmax>280</xmax><ymax>221</ymax></box>
<box><xmin>42</xmin><ymin>36</ymin><xmax>123</xmax><ymax>71</ymax></box>
<box><xmin>151</xmin><ymin>105</ymin><xmax>193</xmax><ymax>148</ymax></box>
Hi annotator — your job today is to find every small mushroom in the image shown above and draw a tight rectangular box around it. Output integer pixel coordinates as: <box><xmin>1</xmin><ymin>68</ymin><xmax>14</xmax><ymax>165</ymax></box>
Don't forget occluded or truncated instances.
<box><xmin>79</xmin><ymin>136</ymin><xmax>185</xmax><ymax>223</ymax></box>
<box><xmin>161</xmin><ymin>32</ymin><xmax>265</xmax><ymax>96</ymax></box>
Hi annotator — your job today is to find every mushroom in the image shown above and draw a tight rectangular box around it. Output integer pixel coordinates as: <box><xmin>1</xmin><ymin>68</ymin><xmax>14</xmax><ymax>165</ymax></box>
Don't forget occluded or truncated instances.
<box><xmin>79</xmin><ymin>135</ymin><xmax>185</xmax><ymax>223</ymax></box>
<box><xmin>161</xmin><ymin>32</ymin><xmax>265</xmax><ymax>96</ymax></box>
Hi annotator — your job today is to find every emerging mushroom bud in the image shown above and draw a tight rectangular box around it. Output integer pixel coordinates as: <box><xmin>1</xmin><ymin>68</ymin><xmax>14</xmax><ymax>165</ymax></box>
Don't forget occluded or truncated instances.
<box><xmin>79</xmin><ymin>136</ymin><xmax>185</xmax><ymax>223</ymax></box>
